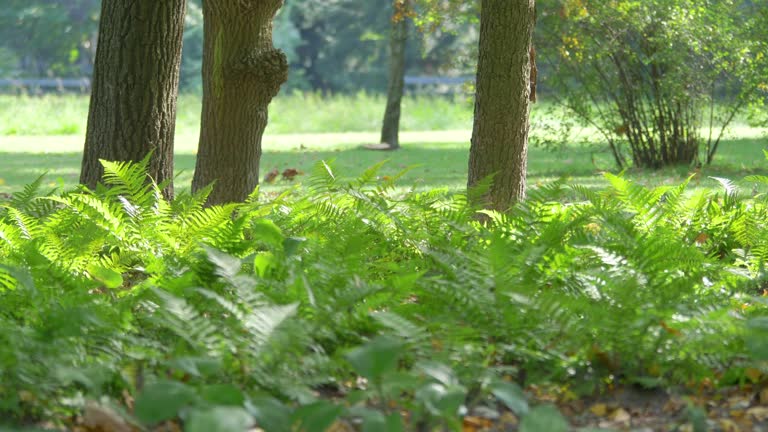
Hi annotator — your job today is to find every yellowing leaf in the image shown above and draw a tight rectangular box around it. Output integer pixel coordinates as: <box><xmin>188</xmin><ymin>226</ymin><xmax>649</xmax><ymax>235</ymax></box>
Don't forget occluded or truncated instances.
<box><xmin>589</xmin><ymin>403</ymin><xmax>608</xmax><ymax>417</ymax></box>
<box><xmin>759</xmin><ymin>388</ymin><xmax>768</xmax><ymax>404</ymax></box>
<box><xmin>744</xmin><ymin>367</ymin><xmax>763</xmax><ymax>383</ymax></box>
<box><xmin>609</xmin><ymin>407</ymin><xmax>631</xmax><ymax>423</ymax></box>
<box><xmin>718</xmin><ymin>418</ymin><xmax>741</xmax><ymax>432</ymax></box>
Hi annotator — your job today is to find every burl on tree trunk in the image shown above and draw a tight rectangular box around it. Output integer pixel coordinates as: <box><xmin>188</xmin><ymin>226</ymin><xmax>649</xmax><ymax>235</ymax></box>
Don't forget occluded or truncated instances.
<box><xmin>467</xmin><ymin>0</ymin><xmax>536</xmax><ymax>212</ymax></box>
<box><xmin>192</xmin><ymin>1</ymin><xmax>289</xmax><ymax>205</ymax></box>
<box><xmin>80</xmin><ymin>0</ymin><xmax>186</xmax><ymax>199</ymax></box>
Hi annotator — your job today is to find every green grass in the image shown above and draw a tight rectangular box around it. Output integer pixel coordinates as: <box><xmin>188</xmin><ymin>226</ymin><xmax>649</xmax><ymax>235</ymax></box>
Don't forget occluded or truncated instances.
<box><xmin>0</xmin><ymin>92</ymin><xmax>474</xmax><ymax>136</ymax></box>
<box><xmin>0</xmin><ymin>93</ymin><xmax>766</xmax><ymax>196</ymax></box>
<box><xmin>1</xmin><ymin>131</ymin><xmax>766</xmax><ymax>196</ymax></box>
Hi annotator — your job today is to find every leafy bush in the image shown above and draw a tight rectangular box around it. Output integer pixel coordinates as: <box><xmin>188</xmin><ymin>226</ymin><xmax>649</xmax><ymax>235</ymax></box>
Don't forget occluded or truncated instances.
<box><xmin>539</xmin><ymin>0</ymin><xmax>768</xmax><ymax>168</ymax></box>
<box><xmin>0</xmin><ymin>156</ymin><xmax>767</xmax><ymax>430</ymax></box>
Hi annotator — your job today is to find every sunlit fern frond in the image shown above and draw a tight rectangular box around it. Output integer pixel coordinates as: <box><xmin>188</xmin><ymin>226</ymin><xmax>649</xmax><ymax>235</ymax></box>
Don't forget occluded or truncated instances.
<box><xmin>100</xmin><ymin>155</ymin><xmax>159</xmax><ymax>210</ymax></box>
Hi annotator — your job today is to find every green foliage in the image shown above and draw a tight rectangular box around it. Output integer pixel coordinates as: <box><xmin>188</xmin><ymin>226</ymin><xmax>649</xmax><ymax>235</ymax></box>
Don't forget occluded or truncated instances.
<box><xmin>1</xmin><ymin>157</ymin><xmax>767</xmax><ymax>429</ymax></box>
<box><xmin>538</xmin><ymin>0</ymin><xmax>768</xmax><ymax>168</ymax></box>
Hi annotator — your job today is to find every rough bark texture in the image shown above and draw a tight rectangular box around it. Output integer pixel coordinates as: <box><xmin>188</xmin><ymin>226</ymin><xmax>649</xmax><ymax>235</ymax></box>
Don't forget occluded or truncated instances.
<box><xmin>467</xmin><ymin>0</ymin><xmax>536</xmax><ymax>212</ymax></box>
<box><xmin>192</xmin><ymin>1</ymin><xmax>289</xmax><ymax>205</ymax></box>
<box><xmin>81</xmin><ymin>0</ymin><xmax>186</xmax><ymax>199</ymax></box>
<box><xmin>379</xmin><ymin>1</ymin><xmax>409</xmax><ymax>150</ymax></box>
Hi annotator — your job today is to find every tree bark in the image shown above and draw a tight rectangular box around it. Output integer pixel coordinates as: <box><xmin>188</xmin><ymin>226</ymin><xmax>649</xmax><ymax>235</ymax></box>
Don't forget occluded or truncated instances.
<box><xmin>467</xmin><ymin>0</ymin><xmax>536</xmax><ymax>212</ymax></box>
<box><xmin>80</xmin><ymin>0</ymin><xmax>186</xmax><ymax>199</ymax></box>
<box><xmin>192</xmin><ymin>1</ymin><xmax>289</xmax><ymax>205</ymax></box>
<box><xmin>379</xmin><ymin>0</ymin><xmax>409</xmax><ymax>150</ymax></box>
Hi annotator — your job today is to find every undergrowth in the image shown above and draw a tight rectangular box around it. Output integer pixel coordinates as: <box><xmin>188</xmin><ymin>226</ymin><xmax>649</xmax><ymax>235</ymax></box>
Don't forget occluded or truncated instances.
<box><xmin>0</xmin><ymin>155</ymin><xmax>767</xmax><ymax>431</ymax></box>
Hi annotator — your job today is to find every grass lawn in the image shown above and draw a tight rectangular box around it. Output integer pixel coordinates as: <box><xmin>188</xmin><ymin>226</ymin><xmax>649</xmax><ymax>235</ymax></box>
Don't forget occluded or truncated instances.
<box><xmin>1</xmin><ymin>130</ymin><xmax>767</xmax><ymax>197</ymax></box>
<box><xmin>0</xmin><ymin>93</ymin><xmax>766</xmax><ymax>196</ymax></box>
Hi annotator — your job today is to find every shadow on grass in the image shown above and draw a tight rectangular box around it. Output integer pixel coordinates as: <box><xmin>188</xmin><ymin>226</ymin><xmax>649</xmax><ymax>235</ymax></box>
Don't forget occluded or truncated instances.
<box><xmin>0</xmin><ymin>137</ymin><xmax>766</xmax><ymax>195</ymax></box>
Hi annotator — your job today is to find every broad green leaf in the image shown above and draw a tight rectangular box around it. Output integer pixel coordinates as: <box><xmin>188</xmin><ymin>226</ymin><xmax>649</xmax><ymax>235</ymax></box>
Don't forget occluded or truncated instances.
<box><xmin>346</xmin><ymin>336</ymin><xmax>404</xmax><ymax>381</ymax></box>
<box><xmin>200</xmin><ymin>384</ymin><xmax>245</xmax><ymax>406</ymax></box>
<box><xmin>353</xmin><ymin>408</ymin><xmax>405</xmax><ymax>432</ymax></box>
<box><xmin>167</xmin><ymin>356</ymin><xmax>222</xmax><ymax>378</ymax></box>
<box><xmin>416</xmin><ymin>361</ymin><xmax>457</xmax><ymax>386</ymax></box>
<box><xmin>87</xmin><ymin>264</ymin><xmax>123</xmax><ymax>289</ymax></box>
<box><xmin>283</xmin><ymin>236</ymin><xmax>306</xmax><ymax>257</ymax></box>
<box><xmin>490</xmin><ymin>381</ymin><xmax>529</xmax><ymax>416</ymax></box>
<box><xmin>415</xmin><ymin>383</ymin><xmax>466</xmax><ymax>417</ymax></box>
<box><xmin>519</xmin><ymin>405</ymin><xmax>568</xmax><ymax>432</ymax></box>
<box><xmin>254</xmin><ymin>251</ymin><xmax>277</xmax><ymax>277</ymax></box>
<box><xmin>746</xmin><ymin>318</ymin><xmax>768</xmax><ymax>360</ymax></box>
<box><xmin>248</xmin><ymin>395</ymin><xmax>293</xmax><ymax>432</ymax></box>
<box><xmin>186</xmin><ymin>407</ymin><xmax>253</xmax><ymax>432</ymax></box>
<box><xmin>251</xmin><ymin>218</ymin><xmax>284</xmax><ymax>247</ymax></box>
<box><xmin>292</xmin><ymin>401</ymin><xmax>343</xmax><ymax>432</ymax></box>
<box><xmin>134</xmin><ymin>381</ymin><xmax>196</xmax><ymax>424</ymax></box>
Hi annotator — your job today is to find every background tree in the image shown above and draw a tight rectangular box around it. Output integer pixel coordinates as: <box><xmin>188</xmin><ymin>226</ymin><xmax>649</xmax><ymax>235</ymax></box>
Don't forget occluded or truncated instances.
<box><xmin>467</xmin><ymin>0</ymin><xmax>536</xmax><ymax>211</ymax></box>
<box><xmin>0</xmin><ymin>1</ymin><xmax>99</xmax><ymax>77</ymax></box>
<box><xmin>80</xmin><ymin>0</ymin><xmax>186</xmax><ymax>198</ymax></box>
<box><xmin>191</xmin><ymin>1</ymin><xmax>289</xmax><ymax>205</ymax></box>
<box><xmin>538</xmin><ymin>0</ymin><xmax>768</xmax><ymax>168</ymax></box>
<box><xmin>377</xmin><ymin>0</ymin><xmax>410</xmax><ymax>150</ymax></box>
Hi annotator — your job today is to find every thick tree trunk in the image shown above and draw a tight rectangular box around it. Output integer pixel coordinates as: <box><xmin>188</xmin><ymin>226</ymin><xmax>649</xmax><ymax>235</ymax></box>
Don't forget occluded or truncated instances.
<box><xmin>379</xmin><ymin>0</ymin><xmax>409</xmax><ymax>150</ymax></box>
<box><xmin>467</xmin><ymin>0</ymin><xmax>536</xmax><ymax>212</ymax></box>
<box><xmin>192</xmin><ymin>1</ymin><xmax>289</xmax><ymax>205</ymax></box>
<box><xmin>80</xmin><ymin>0</ymin><xmax>186</xmax><ymax>199</ymax></box>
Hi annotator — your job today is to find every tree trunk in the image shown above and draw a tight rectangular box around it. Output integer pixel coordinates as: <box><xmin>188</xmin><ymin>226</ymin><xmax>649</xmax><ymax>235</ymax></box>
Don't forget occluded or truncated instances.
<box><xmin>80</xmin><ymin>0</ymin><xmax>186</xmax><ymax>199</ymax></box>
<box><xmin>379</xmin><ymin>0</ymin><xmax>409</xmax><ymax>150</ymax></box>
<box><xmin>467</xmin><ymin>0</ymin><xmax>536</xmax><ymax>212</ymax></box>
<box><xmin>192</xmin><ymin>1</ymin><xmax>289</xmax><ymax>205</ymax></box>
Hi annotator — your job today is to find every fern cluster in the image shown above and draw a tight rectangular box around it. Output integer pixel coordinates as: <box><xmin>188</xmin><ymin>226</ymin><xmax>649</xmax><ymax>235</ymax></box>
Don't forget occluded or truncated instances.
<box><xmin>0</xmin><ymin>156</ymin><xmax>767</xmax><ymax>429</ymax></box>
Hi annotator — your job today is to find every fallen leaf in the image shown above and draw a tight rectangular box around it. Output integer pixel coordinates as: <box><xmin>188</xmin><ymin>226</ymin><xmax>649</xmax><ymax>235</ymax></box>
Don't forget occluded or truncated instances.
<box><xmin>498</xmin><ymin>412</ymin><xmax>519</xmax><ymax>426</ymax></box>
<box><xmin>82</xmin><ymin>401</ymin><xmax>132</xmax><ymax>432</ymax></box>
<box><xmin>463</xmin><ymin>415</ymin><xmax>493</xmax><ymax>431</ymax></box>
<box><xmin>663</xmin><ymin>397</ymin><xmax>685</xmax><ymax>413</ymax></box>
<box><xmin>263</xmin><ymin>168</ymin><xmax>279</xmax><ymax>184</ymax></box>
<box><xmin>727</xmin><ymin>396</ymin><xmax>751</xmax><ymax>410</ymax></box>
<box><xmin>609</xmin><ymin>407</ymin><xmax>631</xmax><ymax>424</ymax></box>
<box><xmin>589</xmin><ymin>403</ymin><xmax>608</xmax><ymax>417</ymax></box>
<box><xmin>747</xmin><ymin>406</ymin><xmax>768</xmax><ymax>421</ymax></box>
<box><xmin>718</xmin><ymin>418</ymin><xmax>741</xmax><ymax>432</ymax></box>
<box><xmin>281</xmin><ymin>168</ymin><xmax>302</xmax><ymax>181</ymax></box>
<box><xmin>759</xmin><ymin>387</ymin><xmax>768</xmax><ymax>404</ymax></box>
<box><xmin>745</xmin><ymin>368</ymin><xmax>762</xmax><ymax>383</ymax></box>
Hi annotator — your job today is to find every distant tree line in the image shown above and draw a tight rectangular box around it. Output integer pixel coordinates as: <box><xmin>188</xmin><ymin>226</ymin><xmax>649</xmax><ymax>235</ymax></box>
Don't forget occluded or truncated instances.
<box><xmin>0</xmin><ymin>0</ymin><xmax>478</xmax><ymax>94</ymax></box>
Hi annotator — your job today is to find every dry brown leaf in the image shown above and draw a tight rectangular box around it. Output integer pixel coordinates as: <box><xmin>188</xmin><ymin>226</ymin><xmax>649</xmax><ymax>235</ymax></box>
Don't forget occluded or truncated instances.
<box><xmin>694</xmin><ymin>232</ymin><xmax>709</xmax><ymax>245</ymax></box>
<box><xmin>747</xmin><ymin>406</ymin><xmax>768</xmax><ymax>421</ymax></box>
<box><xmin>281</xmin><ymin>168</ymin><xmax>302</xmax><ymax>181</ymax></box>
<box><xmin>263</xmin><ymin>168</ymin><xmax>279</xmax><ymax>184</ymax></box>
<box><xmin>82</xmin><ymin>401</ymin><xmax>132</xmax><ymax>432</ymax></box>
<box><xmin>463</xmin><ymin>415</ymin><xmax>493</xmax><ymax>431</ymax></box>
<box><xmin>498</xmin><ymin>412</ymin><xmax>519</xmax><ymax>426</ymax></box>
<box><xmin>663</xmin><ymin>397</ymin><xmax>685</xmax><ymax>413</ymax></box>
<box><xmin>327</xmin><ymin>420</ymin><xmax>355</xmax><ymax>432</ymax></box>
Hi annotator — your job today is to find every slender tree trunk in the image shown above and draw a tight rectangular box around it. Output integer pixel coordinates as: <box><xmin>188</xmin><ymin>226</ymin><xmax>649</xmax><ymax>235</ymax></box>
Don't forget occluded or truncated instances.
<box><xmin>192</xmin><ymin>1</ymin><xmax>289</xmax><ymax>205</ymax></box>
<box><xmin>379</xmin><ymin>0</ymin><xmax>409</xmax><ymax>150</ymax></box>
<box><xmin>80</xmin><ymin>0</ymin><xmax>186</xmax><ymax>199</ymax></box>
<box><xmin>467</xmin><ymin>0</ymin><xmax>536</xmax><ymax>211</ymax></box>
